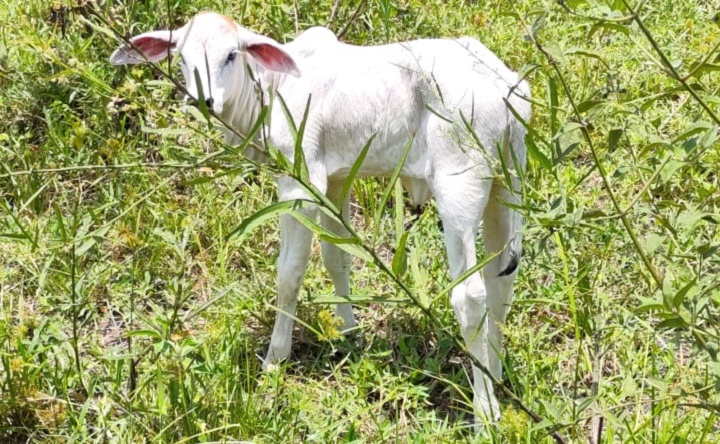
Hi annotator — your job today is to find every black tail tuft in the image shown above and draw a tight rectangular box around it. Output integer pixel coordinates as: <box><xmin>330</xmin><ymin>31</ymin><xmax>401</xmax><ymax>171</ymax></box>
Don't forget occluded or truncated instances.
<box><xmin>498</xmin><ymin>244</ymin><xmax>521</xmax><ymax>277</ymax></box>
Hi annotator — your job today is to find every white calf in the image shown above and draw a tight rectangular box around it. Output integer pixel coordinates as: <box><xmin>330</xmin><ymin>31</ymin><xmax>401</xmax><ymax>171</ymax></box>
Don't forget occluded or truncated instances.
<box><xmin>110</xmin><ymin>12</ymin><xmax>531</xmax><ymax>426</ymax></box>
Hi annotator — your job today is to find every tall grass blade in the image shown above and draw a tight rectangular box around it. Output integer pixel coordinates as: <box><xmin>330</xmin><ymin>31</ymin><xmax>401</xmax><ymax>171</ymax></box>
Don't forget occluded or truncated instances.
<box><xmin>373</xmin><ymin>133</ymin><xmax>414</xmax><ymax>235</ymax></box>
<box><xmin>340</xmin><ymin>133</ymin><xmax>376</xmax><ymax>206</ymax></box>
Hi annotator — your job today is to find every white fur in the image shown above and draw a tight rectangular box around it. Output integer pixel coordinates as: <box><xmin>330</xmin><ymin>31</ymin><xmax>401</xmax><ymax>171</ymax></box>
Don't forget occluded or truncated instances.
<box><xmin>111</xmin><ymin>12</ymin><xmax>531</xmax><ymax>427</ymax></box>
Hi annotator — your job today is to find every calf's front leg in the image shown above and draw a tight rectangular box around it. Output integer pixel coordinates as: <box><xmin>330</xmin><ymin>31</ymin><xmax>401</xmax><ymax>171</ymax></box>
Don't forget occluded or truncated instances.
<box><xmin>262</xmin><ymin>211</ymin><xmax>314</xmax><ymax>369</ymax></box>
<box><xmin>262</xmin><ymin>177</ymin><xmax>320</xmax><ymax>369</ymax></box>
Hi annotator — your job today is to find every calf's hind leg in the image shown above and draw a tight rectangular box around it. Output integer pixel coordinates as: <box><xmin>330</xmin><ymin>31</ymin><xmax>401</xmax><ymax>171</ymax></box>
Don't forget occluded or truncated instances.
<box><xmin>483</xmin><ymin>183</ymin><xmax>522</xmax><ymax>383</ymax></box>
<box><xmin>432</xmin><ymin>171</ymin><xmax>500</xmax><ymax>424</ymax></box>
<box><xmin>320</xmin><ymin>180</ymin><xmax>357</xmax><ymax>331</ymax></box>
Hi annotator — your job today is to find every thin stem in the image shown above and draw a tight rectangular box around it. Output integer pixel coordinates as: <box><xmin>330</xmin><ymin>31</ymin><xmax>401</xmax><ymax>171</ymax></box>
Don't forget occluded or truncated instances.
<box><xmin>337</xmin><ymin>0</ymin><xmax>366</xmax><ymax>39</ymax></box>
<box><xmin>70</xmin><ymin>200</ymin><xmax>86</xmax><ymax>393</ymax></box>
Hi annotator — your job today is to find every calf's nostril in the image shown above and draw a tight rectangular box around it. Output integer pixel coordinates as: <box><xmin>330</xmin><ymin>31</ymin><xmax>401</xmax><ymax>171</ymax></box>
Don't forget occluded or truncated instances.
<box><xmin>205</xmin><ymin>97</ymin><xmax>214</xmax><ymax>108</ymax></box>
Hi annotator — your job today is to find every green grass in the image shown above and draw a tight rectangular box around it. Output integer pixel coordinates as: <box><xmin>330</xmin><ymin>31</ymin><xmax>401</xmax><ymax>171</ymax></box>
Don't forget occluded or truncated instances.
<box><xmin>1</xmin><ymin>0</ymin><xmax>719</xmax><ymax>443</ymax></box>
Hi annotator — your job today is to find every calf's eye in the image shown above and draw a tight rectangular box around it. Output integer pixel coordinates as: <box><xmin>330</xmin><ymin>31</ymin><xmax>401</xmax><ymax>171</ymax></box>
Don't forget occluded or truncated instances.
<box><xmin>227</xmin><ymin>51</ymin><xmax>237</xmax><ymax>63</ymax></box>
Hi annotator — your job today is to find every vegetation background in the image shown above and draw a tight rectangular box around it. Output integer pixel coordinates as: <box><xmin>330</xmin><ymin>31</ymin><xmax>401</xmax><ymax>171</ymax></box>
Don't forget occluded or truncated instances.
<box><xmin>1</xmin><ymin>0</ymin><xmax>719</xmax><ymax>442</ymax></box>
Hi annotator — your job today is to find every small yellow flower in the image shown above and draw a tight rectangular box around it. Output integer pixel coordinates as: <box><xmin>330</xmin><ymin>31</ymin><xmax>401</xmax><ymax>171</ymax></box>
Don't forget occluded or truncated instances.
<box><xmin>10</xmin><ymin>357</ymin><xmax>23</xmax><ymax>373</ymax></box>
<box><xmin>317</xmin><ymin>309</ymin><xmax>343</xmax><ymax>341</ymax></box>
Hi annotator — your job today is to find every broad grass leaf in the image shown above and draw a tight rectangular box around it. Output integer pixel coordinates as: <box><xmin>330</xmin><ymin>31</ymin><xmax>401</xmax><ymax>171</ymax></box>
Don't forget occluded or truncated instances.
<box><xmin>644</xmin><ymin>233</ymin><xmax>665</xmax><ymax>255</ymax></box>
<box><xmin>657</xmin><ymin>317</ymin><xmax>688</xmax><ymax>329</ymax></box>
<box><xmin>0</xmin><ymin>233</ymin><xmax>29</xmax><ymax>240</ymax></box>
<box><xmin>662</xmin><ymin>270</ymin><xmax>675</xmax><ymax>309</ymax></box>
<box><xmin>544</xmin><ymin>43</ymin><xmax>566</xmax><ymax>65</ymax></box>
<box><xmin>181</xmin><ymin>166</ymin><xmax>253</xmax><ymax>187</ymax></box>
<box><xmin>289</xmin><ymin>209</ymin><xmax>373</xmax><ymax>262</ymax></box>
<box><xmin>608</xmin><ymin>128</ymin><xmax>623</xmax><ymax>152</ymax></box>
<box><xmin>659</xmin><ymin>159</ymin><xmax>683</xmax><ymax>183</ymax></box>
<box><xmin>699</xmin><ymin>124</ymin><xmax>719</xmax><ymax>148</ymax></box>
<box><xmin>687</xmin><ymin>62</ymin><xmax>720</xmax><ymax>78</ymax></box>
<box><xmin>566</xmin><ymin>48</ymin><xmax>607</xmax><ymax>66</ymax></box>
<box><xmin>391</xmin><ymin>231</ymin><xmax>409</xmax><ymax>277</ymax></box>
<box><xmin>181</xmin><ymin>175</ymin><xmax>218</xmax><ymax>187</ymax></box>
<box><xmin>673</xmin><ymin>122</ymin><xmax>713</xmax><ymax>146</ymax></box>
<box><xmin>153</xmin><ymin>227</ymin><xmax>177</xmax><ymax>245</ymax></box>
<box><xmin>293</xmin><ymin>95</ymin><xmax>312</xmax><ymax>181</ymax></box>
<box><xmin>373</xmin><ymin>133</ymin><xmax>413</xmax><ymax>234</ymax></box>
<box><xmin>577</xmin><ymin>99</ymin><xmax>603</xmax><ymax>113</ymax></box>
<box><xmin>192</xmin><ymin>67</ymin><xmax>212</xmax><ymax>126</ymax></box>
<box><xmin>621</xmin><ymin>374</ymin><xmax>638</xmax><ymax>397</ymax></box>
<box><xmin>531</xmin><ymin>11</ymin><xmax>546</xmax><ymax>38</ymax></box>
<box><xmin>225</xmin><ymin>200</ymin><xmax>300</xmax><ymax>241</ymax></box>
<box><xmin>646</xmin><ymin>378</ymin><xmax>668</xmax><ymax>391</ymax></box>
<box><xmin>76</xmin><ymin>237</ymin><xmax>98</xmax><ymax>257</ymax></box>
<box><xmin>673</xmin><ymin>278</ymin><xmax>696</xmax><ymax>309</ymax></box>
<box><xmin>506</xmin><ymin>101</ymin><xmax>552</xmax><ymax>170</ymax></box>
<box><xmin>341</xmin><ymin>133</ymin><xmax>376</xmax><ymax>205</ymax></box>
<box><xmin>589</xmin><ymin>21</ymin><xmax>630</xmax><ymax>37</ymax></box>
<box><xmin>437</xmin><ymin>251</ymin><xmax>499</xmax><ymax>299</ymax></box>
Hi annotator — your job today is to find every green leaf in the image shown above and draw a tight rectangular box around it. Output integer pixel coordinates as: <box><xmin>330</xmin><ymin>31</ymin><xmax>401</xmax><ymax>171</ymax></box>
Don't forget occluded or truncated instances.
<box><xmin>657</xmin><ymin>317</ymin><xmax>688</xmax><ymax>329</ymax></box>
<box><xmin>687</xmin><ymin>62</ymin><xmax>720</xmax><ymax>78</ymax></box>
<box><xmin>548</xmin><ymin>76</ymin><xmax>559</xmax><ymax>137</ymax></box>
<box><xmin>181</xmin><ymin>167</ymin><xmax>252</xmax><ymax>187</ymax></box>
<box><xmin>293</xmin><ymin>95</ymin><xmax>312</xmax><ymax>181</ymax></box>
<box><xmin>634</xmin><ymin>297</ymin><xmax>666</xmax><ymax>314</ymax></box>
<box><xmin>589</xmin><ymin>21</ymin><xmax>631</xmax><ymax>37</ymax></box>
<box><xmin>76</xmin><ymin>237</ymin><xmax>97</xmax><ymax>257</ymax></box>
<box><xmin>225</xmin><ymin>200</ymin><xmax>301</xmax><ymax>241</ymax></box>
<box><xmin>373</xmin><ymin>133</ymin><xmax>414</xmax><ymax>234</ymax></box>
<box><xmin>673</xmin><ymin>278</ymin><xmax>696</xmax><ymax>308</ymax></box>
<box><xmin>437</xmin><ymin>251</ymin><xmax>500</xmax><ymax>300</ymax></box>
<box><xmin>566</xmin><ymin>48</ymin><xmax>607</xmax><ymax>65</ymax></box>
<box><xmin>662</xmin><ymin>270</ymin><xmax>675</xmax><ymax>309</ymax></box>
<box><xmin>659</xmin><ymin>159</ymin><xmax>683</xmax><ymax>184</ymax></box>
<box><xmin>505</xmin><ymin>101</ymin><xmax>552</xmax><ymax>170</ymax></box>
<box><xmin>699</xmin><ymin>124</ymin><xmax>719</xmax><ymax>148</ymax></box>
<box><xmin>673</xmin><ymin>122</ymin><xmax>713</xmax><ymax>145</ymax></box>
<box><xmin>644</xmin><ymin>233</ymin><xmax>665</xmax><ymax>255</ymax></box>
<box><xmin>341</xmin><ymin>133</ymin><xmax>376</xmax><ymax>205</ymax></box>
<box><xmin>620</xmin><ymin>375</ymin><xmax>638</xmax><ymax>397</ymax></box>
<box><xmin>0</xmin><ymin>232</ymin><xmax>30</xmax><ymax>240</ymax></box>
<box><xmin>153</xmin><ymin>228</ymin><xmax>177</xmax><ymax>245</ymax></box>
<box><xmin>391</xmin><ymin>232</ymin><xmax>410</xmax><ymax>277</ymax></box>
<box><xmin>126</xmin><ymin>329</ymin><xmax>163</xmax><ymax>340</ymax></box>
<box><xmin>531</xmin><ymin>11</ymin><xmax>546</xmax><ymax>38</ymax></box>
<box><xmin>544</xmin><ymin>43</ymin><xmax>567</xmax><ymax>65</ymax></box>
<box><xmin>289</xmin><ymin>209</ymin><xmax>373</xmax><ymax>262</ymax></box>
<box><xmin>276</xmin><ymin>93</ymin><xmax>297</xmax><ymax>135</ymax></box>
<box><xmin>192</xmin><ymin>67</ymin><xmax>212</xmax><ymax>126</ymax></box>
<box><xmin>608</xmin><ymin>128</ymin><xmax>623</xmax><ymax>152</ymax></box>
<box><xmin>645</xmin><ymin>377</ymin><xmax>668</xmax><ymax>391</ymax></box>
<box><xmin>577</xmin><ymin>99</ymin><xmax>603</xmax><ymax>113</ymax></box>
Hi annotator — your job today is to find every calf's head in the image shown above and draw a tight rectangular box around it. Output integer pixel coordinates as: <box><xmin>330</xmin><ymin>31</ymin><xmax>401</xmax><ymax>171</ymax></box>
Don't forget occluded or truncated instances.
<box><xmin>110</xmin><ymin>12</ymin><xmax>299</xmax><ymax>115</ymax></box>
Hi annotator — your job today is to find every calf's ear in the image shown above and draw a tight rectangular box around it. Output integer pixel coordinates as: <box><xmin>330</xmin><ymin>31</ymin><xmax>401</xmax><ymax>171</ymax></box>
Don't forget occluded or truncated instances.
<box><xmin>110</xmin><ymin>30</ymin><xmax>181</xmax><ymax>65</ymax></box>
<box><xmin>244</xmin><ymin>36</ymin><xmax>300</xmax><ymax>77</ymax></box>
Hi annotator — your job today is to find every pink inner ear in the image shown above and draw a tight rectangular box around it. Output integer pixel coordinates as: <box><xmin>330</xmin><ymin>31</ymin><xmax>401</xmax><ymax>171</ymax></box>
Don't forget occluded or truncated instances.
<box><xmin>133</xmin><ymin>36</ymin><xmax>175</xmax><ymax>60</ymax></box>
<box><xmin>247</xmin><ymin>43</ymin><xmax>299</xmax><ymax>75</ymax></box>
